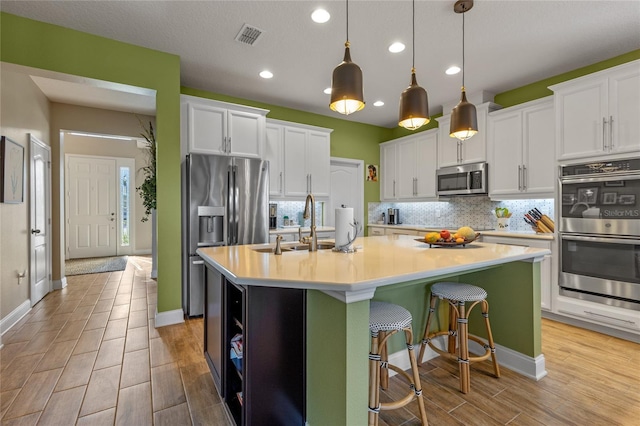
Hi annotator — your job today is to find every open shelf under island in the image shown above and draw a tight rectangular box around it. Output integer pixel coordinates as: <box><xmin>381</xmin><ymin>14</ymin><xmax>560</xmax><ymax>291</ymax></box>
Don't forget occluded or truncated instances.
<box><xmin>198</xmin><ymin>234</ymin><xmax>550</xmax><ymax>426</ymax></box>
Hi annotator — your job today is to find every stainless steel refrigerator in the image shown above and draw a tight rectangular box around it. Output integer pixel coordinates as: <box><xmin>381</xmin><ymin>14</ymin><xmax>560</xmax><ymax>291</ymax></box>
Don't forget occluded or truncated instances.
<box><xmin>182</xmin><ymin>154</ymin><xmax>269</xmax><ymax>317</ymax></box>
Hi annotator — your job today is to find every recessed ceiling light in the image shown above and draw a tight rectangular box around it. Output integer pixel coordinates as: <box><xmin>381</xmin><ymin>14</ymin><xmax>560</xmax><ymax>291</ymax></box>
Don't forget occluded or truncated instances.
<box><xmin>388</xmin><ymin>42</ymin><xmax>405</xmax><ymax>53</ymax></box>
<box><xmin>259</xmin><ymin>70</ymin><xmax>273</xmax><ymax>79</ymax></box>
<box><xmin>373</xmin><ymin>101</ymin><xmax>384</xmax><ymax>107</ymax></box>
<box><xmin>446</xmin><ymin>66</ymin><xmax>461</xmax><ymax>75</ymax></box>
<box><xmin>311</xmin><ymin>9</ymin><xmax>330</xmax><ymax>23</ymax></box>
<box><xmin>324</xmin><ymin>87</ymin><xmax>332</xmax><ymax>95</ymax></box>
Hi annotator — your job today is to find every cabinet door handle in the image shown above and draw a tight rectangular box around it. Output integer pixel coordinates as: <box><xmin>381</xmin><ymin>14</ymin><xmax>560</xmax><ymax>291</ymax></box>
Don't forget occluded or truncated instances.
<box><xmin>309</xmin><ymin>174</ymin><xmax>313</xmax><ymax>193</ymax></box>
<box><xmin>227</xmin><ymin>136</ymin><xmax>231</xmax><ymax>153</ymax></box>
<box><xmin>414</xmin><ymin>177</ymin><xmax>417</xmax><ymax>196</ymax></box>
<box><xmin>522</xmin><ymin>165</ymin><xmax>527</xmax><ymax>190</ymax></box>
<box><xmin>518</xmin><ymin>165</ymin><xmax>522</xmax><ymax>190</ymax></box>
<box><xmin>602</xmin><ymin>117</ymin><xmax>607</xmax><ymax>151</ymax></box>
<box><xmin>279</xmin><ymin>172</ymin><xmax>283</xmax><ymax>193</ymax></box>
<box><xmin>393</xmin><ymin>180</ymin><xmax>396</xmax><ymax>197</ymax></box>
<box><xmin>609</xmin><ymin>115</ymin><xmax>614</xmax><ymax>151</ymax></box>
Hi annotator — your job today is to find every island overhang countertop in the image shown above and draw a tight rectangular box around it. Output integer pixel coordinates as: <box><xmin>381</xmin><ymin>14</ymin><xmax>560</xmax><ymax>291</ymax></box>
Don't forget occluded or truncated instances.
<box><xmin>197</xmin><ymin>234</ymin><xmax>550</xmax><ymax>302</ymax></box>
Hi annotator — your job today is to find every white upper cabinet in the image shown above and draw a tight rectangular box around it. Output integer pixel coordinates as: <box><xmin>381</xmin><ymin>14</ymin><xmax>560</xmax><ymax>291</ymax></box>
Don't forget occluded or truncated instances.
<box><xmin>266</xmin><ymin>119</ymin><xmax>332</xmax><ymax>200</ymax></box>
<box><xmin>550</xmin><ymin>60</ymin><xmax>640</xmax><ymax>161</ymax></box>
<box><xmin>265</xmin><ymin>123</ymin><xmax>284</xmax><ymax>197</ymax></box>
<box><xmin>488</xmin><ymin>98</ymin><xmax>555</xmax><ymax>199</ymax></box>
<box><xmin>181</xmin><ymin>95</ymin><xmax>268</xmax><ymax>158</ymax></box>
<box><xmin>380</xmin><ymin>129</ymin><xmax>438</xmax><ymax>201</ymax></box>
<box><xmin>436</xmin><ymin>102</ymin><xmax>500</xmax><ymax>167</ymax></box>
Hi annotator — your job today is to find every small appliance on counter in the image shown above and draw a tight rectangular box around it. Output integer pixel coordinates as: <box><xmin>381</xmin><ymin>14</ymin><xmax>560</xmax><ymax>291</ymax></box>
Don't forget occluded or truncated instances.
<box><xmin>388</xmin><ymin>208</ymin><xmax>400</xmax><ymax>225</ymax></box>
<box><xmin>269</xmin><ymin>203</ymin><xmax>277</xmax><ymax>229</ymax></box>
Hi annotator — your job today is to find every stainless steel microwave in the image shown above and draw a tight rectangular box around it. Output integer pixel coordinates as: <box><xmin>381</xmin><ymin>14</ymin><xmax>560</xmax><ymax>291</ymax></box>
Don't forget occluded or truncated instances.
<box><xmin>436</xmin><ymin>162</ymin><xmax>488</xmax><ymax>196</ymax></box>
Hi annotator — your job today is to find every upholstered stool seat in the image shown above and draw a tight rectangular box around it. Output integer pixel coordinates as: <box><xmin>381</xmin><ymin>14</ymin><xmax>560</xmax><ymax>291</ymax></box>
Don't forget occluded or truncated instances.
<box><xmin>369</xmin><ymin>301</ymin><xmax>428</xmax><ymax>426</ymax></box>
<box><xmin>418</xmin><ymin>282</ymin><xmax>500</xmax><ymax>394</ymax></box>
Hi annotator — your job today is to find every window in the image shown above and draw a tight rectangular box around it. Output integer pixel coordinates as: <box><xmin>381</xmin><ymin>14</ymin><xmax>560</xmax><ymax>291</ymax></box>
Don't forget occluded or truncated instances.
<box><xmin>120</xmin><ymin>167</ymin><xmax>130</xmax><ymax>246</ymax></box>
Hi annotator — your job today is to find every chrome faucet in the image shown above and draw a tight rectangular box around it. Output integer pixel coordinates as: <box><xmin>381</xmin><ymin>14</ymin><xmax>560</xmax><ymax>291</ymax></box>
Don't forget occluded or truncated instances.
<box><xmin>303</xmin><ymin>193</ymin><xmax>317</xmax><ymax>251</ymax></box>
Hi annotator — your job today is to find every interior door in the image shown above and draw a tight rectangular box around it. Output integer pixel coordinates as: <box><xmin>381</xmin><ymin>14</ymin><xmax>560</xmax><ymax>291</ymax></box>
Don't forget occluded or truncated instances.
<box><xmin>30</xmin><ymin>135</ymin><xmax>51</xmax><ymax>305</ymax></box>
<box><xmin>67</xmin><ymin>155</ymin><xmax>117</xmax><ymax>258</ymax></box>
<box><xmin>327</xmin><ymin>158</ymin><xmax>363</xmax><ymax>236</ymax></box>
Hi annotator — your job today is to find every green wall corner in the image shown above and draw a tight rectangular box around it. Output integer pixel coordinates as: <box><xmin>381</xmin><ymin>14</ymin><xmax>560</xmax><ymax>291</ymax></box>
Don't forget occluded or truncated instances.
<box><xmin>1</xmin><ymin>12</ymin><xmax>183</xmax><ymax>313</ymax></box>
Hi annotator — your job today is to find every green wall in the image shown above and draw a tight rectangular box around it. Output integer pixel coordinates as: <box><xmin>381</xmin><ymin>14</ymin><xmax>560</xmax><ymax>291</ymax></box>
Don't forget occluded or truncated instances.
<box><xmin>0</xmin><ymin>12</ymin><xmax>183</xmax><ymax>313</ymax></box>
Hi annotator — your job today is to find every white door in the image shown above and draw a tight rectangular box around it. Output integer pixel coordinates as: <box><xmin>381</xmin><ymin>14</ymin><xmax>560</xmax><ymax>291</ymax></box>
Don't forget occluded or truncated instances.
<box><xmin>30</xmin><ymin>135</ymin><xmax>51</xmax><ymax>306</ymax></box>
<box><xmin>327</xmin><ymin>158</ymin><xmax>364</xmax><ymax>236</ymax></box>
<box><xmin>67</xmin><ymin>155</ymin><xmax>117</xmax><ymax>258</ymax></box>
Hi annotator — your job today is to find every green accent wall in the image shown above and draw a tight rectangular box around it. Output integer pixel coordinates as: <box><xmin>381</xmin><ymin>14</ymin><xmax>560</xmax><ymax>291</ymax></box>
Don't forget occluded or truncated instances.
<box><xmin>181</xmin><ymin>87</ymin><xmax>392</xmax><ymax>226</ymax></box>
<box><xmin>494</xmin><ymin>49</ymin><xmax>640</xmax><ymax>108</ymax></box>
<box><xmin>1</xmin><ymin>12</ymin><xmax>182</xmax><ymax>313</ymax></box>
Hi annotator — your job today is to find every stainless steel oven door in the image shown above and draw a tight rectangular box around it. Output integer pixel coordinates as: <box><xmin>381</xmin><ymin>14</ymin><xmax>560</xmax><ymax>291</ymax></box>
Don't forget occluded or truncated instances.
<box><xmin>559</xmin><ymin>174</ymin><xmax>640</xmax><ymax>236</ymax></box>
<box><xmin>560</xmin><ymin>233</ymin><xmax>640</xmax><ymax>310</ymax></box>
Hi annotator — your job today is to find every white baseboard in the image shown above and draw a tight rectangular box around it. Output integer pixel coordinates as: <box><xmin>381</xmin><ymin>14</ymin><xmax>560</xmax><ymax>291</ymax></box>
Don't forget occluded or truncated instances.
<box><xmin>386</xmin><ymin>334</ymin><xmax>547</xmax><ymax>381</ymax></box>
<box><xmin>134</xmin><ymin>249</ymin><xmax>152</xmax><ymax>255</ymax></box>
<box><xmin>154</xmin><ymin>308</ymin><xmax>184</xmax><ymax>328</ymax></box>
<box><xmin>1</xmin><ymin>299</ymin><xmax>32</xmax><ymax>335</ymax></box>
<box><xmin>53</xmin><ymin>277</ymin><xmax>67</xmax><ymax>290</ymax></box>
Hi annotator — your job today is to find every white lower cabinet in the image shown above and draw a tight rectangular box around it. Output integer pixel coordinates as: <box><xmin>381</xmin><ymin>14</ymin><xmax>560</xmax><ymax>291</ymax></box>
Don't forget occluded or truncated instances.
<box><xmin>554</xmin><ymin>297</ymin><xmax>640</xmax><ymax>333</ymax></box>
<box><xmin>368</xmin><ymin>226</ymin><xmax>385</xmax><ymax>236</ymax></box>
<box><xmin>384</xmin><ymin>228</ymin><xmax>422</xmax><ymax>236</ymax></box>
<box><xmin>481</xmin><ymin>235</ymin><xmax>553</xmax><ymax>311</ymax></box>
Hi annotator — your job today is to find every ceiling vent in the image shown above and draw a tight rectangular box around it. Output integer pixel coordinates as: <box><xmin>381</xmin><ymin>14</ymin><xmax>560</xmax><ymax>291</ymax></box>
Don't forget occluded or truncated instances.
<box><xmin>235</xmin><ymin>24</ymin><xmax>264</xmax><ymax>46</ymax></box>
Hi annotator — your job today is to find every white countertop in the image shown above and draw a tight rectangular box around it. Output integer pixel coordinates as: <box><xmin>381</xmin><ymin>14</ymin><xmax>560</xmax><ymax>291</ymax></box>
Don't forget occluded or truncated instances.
<box><xmin>197</xmin><ymin>235</ymin><xmax>550</xmax><ymax>302</ymax></box>
<box><xmin>368</xmin><ymin>224</ymin><xmax>554</xmax><ymax>240</ymax></box>
<box><xmin>270</xmin><ymin>226</ymin><xmax>335</xmax><ymax>235</ymax></box>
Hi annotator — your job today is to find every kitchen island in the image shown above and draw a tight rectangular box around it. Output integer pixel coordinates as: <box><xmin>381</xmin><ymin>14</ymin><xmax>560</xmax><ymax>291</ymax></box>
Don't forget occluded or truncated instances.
<box><xmin>198</xmin><ymin>235</ymin><xmax>550</xmax><ymax>426</ymax></box>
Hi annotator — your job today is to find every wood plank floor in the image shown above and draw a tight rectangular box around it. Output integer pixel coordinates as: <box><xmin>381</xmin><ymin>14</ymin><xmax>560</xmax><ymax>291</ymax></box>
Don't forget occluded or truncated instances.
<box><xmin>1</xmin><ymin>256</ymin><xmax>638</xmax><ymax>425</ymax></box>
<box><xmin>0</xmin><ymin>256</ymin><xmax>230</xmax><ymax>426</ymax></box>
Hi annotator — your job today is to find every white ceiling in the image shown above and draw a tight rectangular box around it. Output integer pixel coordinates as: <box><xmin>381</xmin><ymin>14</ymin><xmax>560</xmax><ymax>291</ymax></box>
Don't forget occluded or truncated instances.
<box><xmin>2</xmin><ymin>0</ymin><xmax>639</xmax><ymax>128</ymax></box>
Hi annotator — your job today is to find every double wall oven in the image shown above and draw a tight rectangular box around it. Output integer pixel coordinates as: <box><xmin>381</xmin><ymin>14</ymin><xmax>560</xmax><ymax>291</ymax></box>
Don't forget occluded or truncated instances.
<box><xmin>559</xmin><ymin>158</ymin><xmax>640</xmax><ymax>311</ymax></box>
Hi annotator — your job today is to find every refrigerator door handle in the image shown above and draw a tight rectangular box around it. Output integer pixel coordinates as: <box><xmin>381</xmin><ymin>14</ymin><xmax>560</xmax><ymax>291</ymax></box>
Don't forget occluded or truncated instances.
<box><xmin>227</xmin><ymin>167</ymin><xmax>233</xmax><ymax>245</ymax></box>
<box><xmin>233</xmin><ymin>166</ymin><xmax>239</xmax><ymax>245</ymax></box>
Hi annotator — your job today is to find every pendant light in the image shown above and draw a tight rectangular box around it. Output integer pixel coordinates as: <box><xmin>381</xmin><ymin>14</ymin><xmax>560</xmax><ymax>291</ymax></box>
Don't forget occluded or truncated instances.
<box><xmin>330</xmin><ymin>0</ymin><xmax>365</xmax><ymax>115</ymax></box>
<box><xmin>399</xmin><ymin>0</ymin><xmax>429</xmax><ymax>130</ymax></box>
<box><xmin>450</xmin><ymin>0</ymin><xmax>478</xmax><ymax>141</ymax></box>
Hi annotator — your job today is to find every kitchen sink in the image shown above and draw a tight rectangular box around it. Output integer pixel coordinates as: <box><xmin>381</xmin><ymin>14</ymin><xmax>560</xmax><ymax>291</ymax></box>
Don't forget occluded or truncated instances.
<box><xmin>252</xmin><ymin>247</ymin><xmax>292</xmax><ymax>253</ymax></box>
<box><xmin>252</xmin><ymin>242</ymin><xmax>335</xmax><ymax>253</ymax></box>
<box><xmin>288</xmin><ymin>242</ymin><xmax>335</xmax><ymax>251</ymax></box>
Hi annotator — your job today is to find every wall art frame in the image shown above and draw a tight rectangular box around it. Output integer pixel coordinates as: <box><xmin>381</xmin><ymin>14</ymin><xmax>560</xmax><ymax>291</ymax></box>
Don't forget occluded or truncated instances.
<box><xmin>1</xmin><ymin>136</ymin><xmax>25</xmax><ymax>203</ymax></box>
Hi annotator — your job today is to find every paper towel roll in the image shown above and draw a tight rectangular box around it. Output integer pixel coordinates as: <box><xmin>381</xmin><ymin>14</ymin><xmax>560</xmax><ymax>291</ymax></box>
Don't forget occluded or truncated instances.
<box><xmin>335</xmin><ymin>207</ymin><xmax>354</xmax><ymax>248</ymax></box>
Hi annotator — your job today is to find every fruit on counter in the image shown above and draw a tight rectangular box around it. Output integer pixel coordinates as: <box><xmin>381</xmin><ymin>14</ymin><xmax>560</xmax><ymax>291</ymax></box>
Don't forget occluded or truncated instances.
<box><xmin>455</xmin><ymin>237</ymin><xmax>465</xmax><ymax>243</ymax></box>
<box><xmin>425</xmin><ymin>232</ymin><xmax>440</xmax><ymax>244</ymax></box>
<box><xmin>440</xmin><ymin>230</ymin><xmax>451</xmax><ymax>240</ymax></box>
<box><xmin>456</xmin><ymin>226</ymin><xmax>476</xmax><ymax>240</ymax></box>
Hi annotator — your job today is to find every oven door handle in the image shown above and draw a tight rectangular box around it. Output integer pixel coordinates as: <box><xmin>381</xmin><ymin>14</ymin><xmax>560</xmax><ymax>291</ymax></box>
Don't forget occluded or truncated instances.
<box><xmin>560</xmin><ymin>173</ymin><xmax>640</xmax><ymax>184</ymax></box>
<box><xmin>561</xmin><ymin>234</ymin><xmax>640</xmax><ymax>245</ymax></box>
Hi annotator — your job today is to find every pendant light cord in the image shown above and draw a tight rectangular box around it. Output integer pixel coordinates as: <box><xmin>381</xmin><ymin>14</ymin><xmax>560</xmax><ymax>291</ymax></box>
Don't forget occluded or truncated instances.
<box><xmin>462</xmin><ymin>5</ymin><xmax>466</xmax><ymax>88</ymax></box>
<box><xmin>346</xmin><ymin>0</ymin><xmax>349</xmax><ymax>43</ymax></box>
<box><xmin>412</xmin><ymin>0</ymin><xmax>415</xmax><ymax>70</ymax></box>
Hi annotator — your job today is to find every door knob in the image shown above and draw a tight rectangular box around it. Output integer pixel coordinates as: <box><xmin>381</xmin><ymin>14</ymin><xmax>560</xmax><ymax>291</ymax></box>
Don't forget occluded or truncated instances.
<box><xmin>31</xmin><ymin>229</ymin><xmax>41</xmax><ymax>234</ymax></box>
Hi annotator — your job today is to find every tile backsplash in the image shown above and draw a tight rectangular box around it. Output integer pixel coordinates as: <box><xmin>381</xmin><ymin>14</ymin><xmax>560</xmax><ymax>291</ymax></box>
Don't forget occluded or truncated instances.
<box><xmin>368</xmin><ymin>197</ymin><xmax>554</xmax><ymax>232</ymax></box>
<box><xmin>270</xmin><ymin>201</ymin><xmax>325</xmax><ymax>228</ymax></box>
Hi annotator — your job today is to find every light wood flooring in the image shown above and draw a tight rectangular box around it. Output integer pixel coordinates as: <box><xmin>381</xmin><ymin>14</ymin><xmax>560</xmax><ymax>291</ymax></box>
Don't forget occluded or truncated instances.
<box><xmin>1</xmin><ymin>256</ymin><xmax>639</xmax><ymax>425</ymax></box>
<box><xmin>0</xmin><ymin>256</ymin><xmax>229</xmax><ymax>425</ymax></box>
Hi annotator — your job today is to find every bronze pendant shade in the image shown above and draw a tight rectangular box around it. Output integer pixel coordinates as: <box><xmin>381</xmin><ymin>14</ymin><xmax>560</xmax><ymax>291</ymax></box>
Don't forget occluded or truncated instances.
<box><xmin>399</xmin><ymin>69</ymin><xmax>429</xmax><ymax>130</ymax></box>
<box><xmin>450</xmin><ymin>88</ymin><xmax>478</xmax><ymax>140</ymax></box>
<box><xmin>330</xmin><ymin>42</ymin><xmax>365</xmax><ymax>115</ymax></box>
<box><xmin>398</xmin><ymin>0</ymin><xmax>429</xmax><ymax>130</ymax></box>
<box><xmin>450</xmin><ymin>0</ymin><xmax>478</xmax><ymax>141</ymax></box>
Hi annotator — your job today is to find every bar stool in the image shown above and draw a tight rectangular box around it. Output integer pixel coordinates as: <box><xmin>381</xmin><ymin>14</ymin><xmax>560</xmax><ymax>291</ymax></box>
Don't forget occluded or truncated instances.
<box><xmin>369</xmin><ymin>301</ymin><xmax>428</xmax><ymax>426</ymax></box>
<box><xmin>418</xmin><ymin>282</ymin><xmax>500</xmax><ymax>394</ymax></box>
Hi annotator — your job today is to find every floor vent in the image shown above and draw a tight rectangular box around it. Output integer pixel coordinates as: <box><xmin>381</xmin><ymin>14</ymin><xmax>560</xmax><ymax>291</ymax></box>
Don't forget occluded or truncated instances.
<box><xmin>235</xmin><ymin>24</ymin><xmax>264</xmax><ymax>46</ymax></box>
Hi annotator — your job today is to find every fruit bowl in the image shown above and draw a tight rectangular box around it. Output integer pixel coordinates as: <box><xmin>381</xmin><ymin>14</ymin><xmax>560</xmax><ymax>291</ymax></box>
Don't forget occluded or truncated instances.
<box><xmin>415</xmin><ymin>233</ymin><xmax>481</xmax><ymax>247</ymax></box>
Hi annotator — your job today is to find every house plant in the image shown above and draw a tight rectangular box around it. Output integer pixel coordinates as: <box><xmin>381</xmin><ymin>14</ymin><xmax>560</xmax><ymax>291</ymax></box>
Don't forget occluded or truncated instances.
<box><xmin>136</xmin><ymin>120</ymin><xmax>156</xmax><ymax>222</ymax></box>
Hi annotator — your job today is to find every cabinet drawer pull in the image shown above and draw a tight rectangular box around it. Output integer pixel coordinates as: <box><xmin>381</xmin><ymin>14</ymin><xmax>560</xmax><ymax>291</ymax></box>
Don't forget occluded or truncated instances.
<box><xmin>584</xmin><ymin>310</ymin><xmax>635</xmax><ymax>325</ymax></box>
